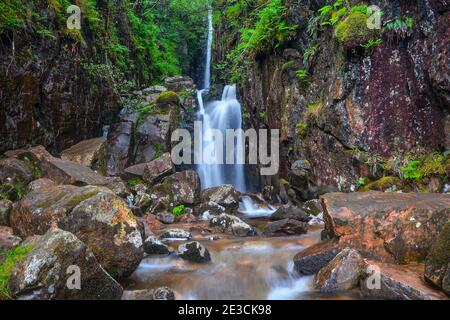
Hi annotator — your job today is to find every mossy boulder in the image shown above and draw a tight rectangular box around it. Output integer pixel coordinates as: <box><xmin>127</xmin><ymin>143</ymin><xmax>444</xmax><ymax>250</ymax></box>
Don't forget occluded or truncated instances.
<box><xmin>425</xmin><ymin>222</ymin><xmax>450</xmax><ymax>295</ymax></box>
<box><xmin>155</xmin><ymin>91</ymin><xmax>180</xmax><ymax>106</ymax></box>
<box><xmin>335</xmin><ymin>12</ymin><xmax>378</xmax><ymax>50</ymax></box>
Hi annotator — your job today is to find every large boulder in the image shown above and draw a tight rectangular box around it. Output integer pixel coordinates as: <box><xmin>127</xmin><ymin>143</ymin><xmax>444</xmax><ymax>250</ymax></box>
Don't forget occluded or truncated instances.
<box><xmin>314</xmin><ymin>248</ymin><xmax>363</xmax><ymax>292</ymax></box>
<box><xmin>263</xmin><ymin>219</ymin><xmax>308</xmax><ymax>237</ymax></box>
<box><xmin>209</xmin><ymin>214</ymin><xmax>256</xmax><ymax>237</ymax></box>
<box><xmin>360</xmin><ymin>259</ymin><xmax>448</xmax><ymax>300</ymax></box>
<box><xmin>142</xmin><ymin>153</ymin><xmax>174</xmax><ymax>185</ymax></box>
<box><xmin>10</xmin><ymin>184</ymin><xmax>111</xmax><ymax>236</ymax></box>
<box><xmin>123</xmin><ymin>163</ymin><xmax>147</xmax><ymax>180</ymax></box>
<box><xmin>4</xmin><ymin>145</ymin><xmax>52</xmax><ymax>165</ymax></box>
<box><xmin>104</xmin><ymin>121</ymin><xmax>134</xmax><ymax>176</ymax></box>
<box><xmin>40</xmin><ymin>157</ymin><xmax>109</xmax><ymax>186</ymax></box>
<box><xmin>321</xmin><ymin>192</ymin><xmax>450</xmax><ymax>263</ymax></box>
<box><xmin>177</xmin><ymin>241</ymin><xmax>211</xmax><ymax>263</ymax></box>
<box><xmin>59</xmin><ymin>192</ymin><xmax>143</xmax><ymax>278</ymax></box>
<box><xmin>270</xmin><ymin>205</ymin><xmax>310</xmax><ymax>222</ymax></box>
<box><xmin>195</xmin><ymin>201</ymin><xmax>226</xmax><ymax>216</ymax></box>
<box><xmin>293</xmin><ymin>241</ymin><xmax>340</xmax><ymax>275</ymax></box>
<box><xmin>10</xmin><ymin>185</ymin><xmax>143</xmax><ymax>278</ymax></box>
<box><xmin>60</xmin><ymin>137</ymin><xmax>106</xmax><ymax>174</ymax></box>
<box><xmin>424</xmin><ymin>222</ymin><xmax>450</xmax><ymax>295</ymax></box>
<box><xmin>201</xmin><ymin>185</ymin><xmax>240</xmax><ymax>210</ymax></box>
<box><xmin>10</xmin><ymin>228</ymin><xmax>123</xmax><ymax>300</ymax></box>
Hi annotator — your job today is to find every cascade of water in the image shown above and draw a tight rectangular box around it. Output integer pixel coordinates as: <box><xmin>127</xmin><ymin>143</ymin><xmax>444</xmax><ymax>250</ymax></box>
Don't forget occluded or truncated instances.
<box><xmin>203</xmin><ymin>8</ymin><xmax>213</xmax><ymax>90</ymax></box>
<box><xmin>196</xmin><ymin>85</ymin><xmax>246</xmax><ymax>192</ymax></box>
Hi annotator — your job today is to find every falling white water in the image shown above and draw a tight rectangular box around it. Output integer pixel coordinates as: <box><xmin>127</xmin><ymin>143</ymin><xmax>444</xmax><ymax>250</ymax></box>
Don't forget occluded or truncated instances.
<box><xmin>196</xmin><ymin>85</ymin><xmax>246</xmax><ymax>192</ymax></box>
<box><xmin>203</xmin><ymin>8</ymin><xmax>213</xmax><ymax>90</ymax></box>
<box><xmin>239</xmin><ymin>196</ymin><xmax>276</xmax><ymax>217</ymax></box>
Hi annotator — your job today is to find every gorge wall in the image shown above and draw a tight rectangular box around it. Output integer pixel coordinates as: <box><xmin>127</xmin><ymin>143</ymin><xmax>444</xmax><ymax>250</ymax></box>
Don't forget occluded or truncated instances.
<box><xmin>213</xmin><ymin>0</ymin><xmax>449</xmax><ymax>197</ymax></box>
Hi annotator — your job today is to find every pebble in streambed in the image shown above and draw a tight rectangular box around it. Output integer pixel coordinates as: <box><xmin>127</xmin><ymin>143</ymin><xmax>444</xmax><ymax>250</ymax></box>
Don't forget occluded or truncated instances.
<box><xmin>177</xmin><ymin>241</ymin><xmax>212</xmax><ymax>263</ymax></box>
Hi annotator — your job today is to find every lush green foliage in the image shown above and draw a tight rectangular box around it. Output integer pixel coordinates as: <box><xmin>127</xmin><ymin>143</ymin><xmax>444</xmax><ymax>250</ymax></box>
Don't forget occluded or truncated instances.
<box><xmin>0</xmin><ymin>244</ymin><xmax>33</xmax><ymax>300</ymax></box>
<box><xmin>127</xmin><ymin>177</ymin><xmax>144</xmax><ymax>187</ymax></box>
<box><xmin>172</xmin><ymin>204</ymin><xmax>185</xmax><ymax>217</ymax></box>
<box><xmin>216</xmin><ymin>0</ymin><xmax>296</xmax><ymax>82</ymax></box>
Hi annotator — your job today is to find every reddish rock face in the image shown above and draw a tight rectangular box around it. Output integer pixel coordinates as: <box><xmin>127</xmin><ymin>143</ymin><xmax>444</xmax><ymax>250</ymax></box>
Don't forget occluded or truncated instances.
<box><xmin>321</xmin><ymin>192</ymin><xmax>450</xmax><ymax>263</ymax></box>
<box><xmin>142</xmin><ymin>153</ymin><xmax>175</xmax><ymax>185</ymax></box>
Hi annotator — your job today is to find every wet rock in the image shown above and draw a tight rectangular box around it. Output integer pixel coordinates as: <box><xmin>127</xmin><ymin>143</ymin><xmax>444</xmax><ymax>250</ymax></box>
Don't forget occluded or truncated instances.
<box><xmin>144</xmin><ymin>236</ymin><xmax>171</xmax><ymax>255</ymax></box>
<box><xmin>195</xmin><ymin>201</ymin><xmax>226</xmax><ymax>216</ymax></box>
<box><xmin>301</xmin><ymin>199</ymin><xmax>323</xmax><ymax>216</ymax></box>
<box><xmin>60</xmin><ymin>137</ymin><xmax>106</xmax><ymax>174</ymax></box>
<box><xmin>201</xmin><ymin>185</ymin><xmax>240</xmax><ymax>210</ymax></box>
<box><xmin>121</xmin><ymin>287</ymin><xmax>175</xmax><ymax>300</ymax></box>
<box><xmin>153</xmin><ymin>287</ymin><xmax>176</xmax><ymax>300</ymax></box>
<box><xmin>162</xmin><ymin>170</ymin><xmax>201</xmax><ymax>205</ymax></box>
<box><xmin>26</xmin><ymin>178</ymin><xmax>57</xmax><ymax>193</ymax></box>
<box><xmin>270</xmin><ymin>205</ymin><xmax>310</xmax><ymax>222</ymax></box>
<box><xmin>4</xmin><ymin>146</ymin><xmax>52</xmax><ymax>165</ymax></box>
<box><xmin>142</xmin><ymin>153</ymin><xmax>175</xmax><ymax>185</ymax></box>
<box><xmin>104</xmin><ymin>121</ymin><xmax>134</xmax><ymax>176</ymax></box>
<box><xmin>0</xmin><ymin>158</ymin><xmax>35</xmax><ymax>185</ymax></box>
<box><xmin>0</xmin><ymin>200</ymin><xmax>12</xmax><ymax>226</ymax></box>
<box><xmin>293</xmin><ymin>241</ymin><xmax>340</xmax><ymax>275</ymax></box>
<box><xmin>314</xmin><ymin>248</ymin><xmax>363</xmax><ymax>292</ymax></box>
<box><xmin>209</xmin><ymin>214</ymin><xmax>256</xmax><ymax>237</ymax></box>
<box><xmin>263</xmin><ymin>219</ymin><xmax>308</xmax><ymax>237</ymax></box>
<box><xmin>360</xmin><ymin>259</ymin><xmax>448</xmax><ymax>300</ymax></box>
<box><xmin>291</xmin><ymin>159</ymin><xmax>311</xmax><ymax>177</ymax></box>
<box><xmin>177</xmin><ymin>241</ymin><xmax>211</xmax><ymax>263</ymax></box>
<box><xmin>424</xmin><ymin>222</ymin><xmax>450</xmax><ymax>295</ymax></box>
<box><xmin>59</xmin><ymin>192</ymin><xmax>143</xmax><ymax>278</ymax></box>
<box><xmin>10</xmin><ymin>184</ymin><xmax>112</xmax><ymax>236</ymax></box>
<box><xmin>160</xmin><ymin>228</ymin><xmax>192</xmax><ymax>240</ymax></box>
<box><xmin>321</xmin><ymin>191</ymin><xmax>450</xmax><ymax>263</ymax></box>
<box><xmin>104</xmin><ymin>176</ymin><xmax>130</xmax><ymax>198</ymax></box>
<box><xmin>0</xmin><ymin>226</ymin><xmax>21</xmax><ymax>249</ymax></box>
<box><xmin>123</xmin><ymin>163</ymin><xmax>147</xmax><ymax>179</ymax></box>
<box><xmin>10</xmin><ymin>186</ymin><xmax>143</xmax><ymax>278</ymax></box>
<box><xmin>40</xmin><ymin>157</ymin><xmax>109</xmax><ymax>186</ymax></box>
<box><xmin>164</xmin><ymin>76</ymin><xmax>195</xmax><ymax>92</ymax></box>
<box><xmin>156</xmin><ymin>211</ymin><xmax>176</xmax><ymax>224</ymax></box>
<box><xmin>10</xmin><ymin>228</ymin><xmax>123</xmax><ymax>300</ymax></box>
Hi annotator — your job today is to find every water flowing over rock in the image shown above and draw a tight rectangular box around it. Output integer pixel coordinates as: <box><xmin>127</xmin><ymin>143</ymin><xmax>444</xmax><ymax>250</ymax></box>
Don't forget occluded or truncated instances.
<box><xmin>9</xmin><ymin>228</ymin><xmax>123</xmax><ymax>300</ymax></box>
<box><xmin>177</xmin><ymin>241</ymin><xmax>211</xmax><ymax>263</ymax></box>
<box><xmin>314</xmin><ymin>248</ymin><xmax>363</xmax><ymax>292</ymax></box>
<box><xmin>321</xmin><ymin>191</ymin><xmax>450</xmax><ymax>263</ymax></box>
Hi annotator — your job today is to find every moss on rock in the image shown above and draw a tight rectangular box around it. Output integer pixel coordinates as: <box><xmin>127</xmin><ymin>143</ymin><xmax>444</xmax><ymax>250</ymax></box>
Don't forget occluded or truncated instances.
<box><xmin>362</xmin><ymin>176</ymin><xmax>403</xmax><ymax>192</ymax></box>
<box><xmin>155</xmin><ymin>91</ymin><xmax>180</xmax><ymax>106</ymax></box>
<box><xmin>335</xmin><ymin>12</ymin><xmax>378</xmax><ymax>50</ymax></box>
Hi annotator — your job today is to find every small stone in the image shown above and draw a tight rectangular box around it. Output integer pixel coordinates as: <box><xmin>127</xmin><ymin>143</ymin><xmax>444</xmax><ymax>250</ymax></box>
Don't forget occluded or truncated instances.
<box><xmin>177</xmin><ymin>241</ymin><xmax>211</xmax><ymax>263</ymax></box>
<box><xmin>144</xmin><ymin>236</ymin><xmax>171</xmax><ymax>255</ymax></box>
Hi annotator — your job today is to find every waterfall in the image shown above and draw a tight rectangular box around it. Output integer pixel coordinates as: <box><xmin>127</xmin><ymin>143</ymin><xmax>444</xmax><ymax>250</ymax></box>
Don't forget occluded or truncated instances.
<box><xmin>203</xmin><ymin>8</ymin><xmax>213</xmax><ymax>90</ymax></box>
<box><xmin>196</xmin><ymin>85</ymin><xmax>246</xmax><ymax>192</ymax></box>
